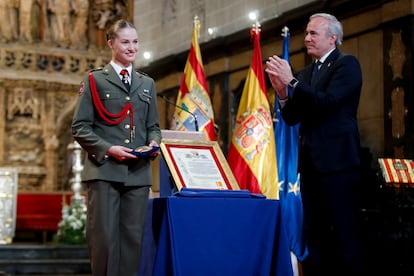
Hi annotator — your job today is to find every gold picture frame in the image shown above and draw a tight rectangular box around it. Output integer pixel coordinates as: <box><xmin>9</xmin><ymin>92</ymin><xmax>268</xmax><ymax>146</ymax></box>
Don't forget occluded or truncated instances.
<box><xmin>160</xmin><ymin>139</ymin><xmax>240</xmax><ymax>191</ymax></box>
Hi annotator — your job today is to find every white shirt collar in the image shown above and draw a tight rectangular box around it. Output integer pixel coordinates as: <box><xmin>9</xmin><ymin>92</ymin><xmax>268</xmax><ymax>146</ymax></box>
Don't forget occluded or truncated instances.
<box><xmin>317</xmin><ymin>47</ymin><xmax>336</xmax><ymax>64</ymax></box>
<box><xmin>110</xmin><ymin>61</ymin><xmax>132</xmax><ymax>77</ymax></box>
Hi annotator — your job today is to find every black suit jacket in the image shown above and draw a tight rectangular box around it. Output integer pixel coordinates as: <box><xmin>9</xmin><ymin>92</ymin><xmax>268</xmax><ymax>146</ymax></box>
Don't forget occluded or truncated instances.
<box><xmin>281</xmin><ymin>48</ymin><xmax>362</xmax><ymax>173</ymax></box>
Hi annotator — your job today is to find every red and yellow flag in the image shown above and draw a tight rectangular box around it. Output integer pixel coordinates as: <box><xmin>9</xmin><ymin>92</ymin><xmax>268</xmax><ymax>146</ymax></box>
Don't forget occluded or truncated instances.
<box><xmin>174</xmin><ymin>17</ymin><xmax>215</xmax><ymax>140</ymax></box>
<box><xmin>378</xmin><ymin>158</ymin><xmax>414</xmax><ymax>183</ymax></box>
<box><xmin>227</xmin><ymin>25</ymin><xmax>279</xmax><ymax>199</ymax></box>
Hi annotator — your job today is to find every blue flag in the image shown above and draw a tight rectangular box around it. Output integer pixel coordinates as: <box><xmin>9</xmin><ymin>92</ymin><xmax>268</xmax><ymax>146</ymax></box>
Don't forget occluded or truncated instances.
<box><xmin>274</xmin><ymin>27</ymin><xmax>308</xmax><ymax>261</ymax></box>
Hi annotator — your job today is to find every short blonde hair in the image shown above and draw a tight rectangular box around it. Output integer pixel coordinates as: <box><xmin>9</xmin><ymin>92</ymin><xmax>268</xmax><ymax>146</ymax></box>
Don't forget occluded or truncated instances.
<box><xmin>106</xmin><ymin>19</ymin><xmax>137</xmax><ymax>41</ymax></box>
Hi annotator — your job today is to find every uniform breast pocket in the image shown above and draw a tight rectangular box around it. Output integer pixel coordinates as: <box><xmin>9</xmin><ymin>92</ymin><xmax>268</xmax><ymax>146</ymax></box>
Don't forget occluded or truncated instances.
<box><xmin>136</xmin><ymin>93</ymin><xmax>151</xmax><ymax>118</ymax></box>
<box><xmin>100</xmin><ymin>90</ymin><xmax>122</xmax><ymax>113</ymax></box>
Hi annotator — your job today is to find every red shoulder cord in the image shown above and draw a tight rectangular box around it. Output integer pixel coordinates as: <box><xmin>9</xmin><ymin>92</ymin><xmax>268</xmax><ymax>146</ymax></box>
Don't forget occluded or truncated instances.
<box><xmin>88</xmin><ymin>72</ymin><xmax>134</xmax><ymax>140</ymax></box>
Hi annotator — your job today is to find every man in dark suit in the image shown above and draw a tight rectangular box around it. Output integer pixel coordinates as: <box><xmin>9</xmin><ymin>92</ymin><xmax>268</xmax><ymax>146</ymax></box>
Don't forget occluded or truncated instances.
<box><xmin>266</xmin><ymin>13</ymin><xmax>363</xmax><ymax>275</ymax></box>
<box><xmin>72</xmin><ymin>19</ymin><xmax>161</xmax><ymax>276</ymax></box>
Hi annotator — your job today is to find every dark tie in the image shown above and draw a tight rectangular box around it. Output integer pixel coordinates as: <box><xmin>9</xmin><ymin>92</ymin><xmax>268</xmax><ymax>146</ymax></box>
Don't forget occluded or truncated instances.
<box><xmin>311</xmin><ymin>60</ymin><xmax>322</xmax><ymax>83</ymax></box>
<box><xmin>120</xmin><ymin>69</ymin><xmax>130</xmax><ymax>90</ymax></box>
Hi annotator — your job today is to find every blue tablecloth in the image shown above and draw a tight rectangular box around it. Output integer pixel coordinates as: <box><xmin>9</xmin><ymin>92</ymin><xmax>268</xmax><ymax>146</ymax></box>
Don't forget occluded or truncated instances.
<box><xmin>139</xmin><ymin>193</ymin><xmax>293</xmax><ymax>276</ymax></box>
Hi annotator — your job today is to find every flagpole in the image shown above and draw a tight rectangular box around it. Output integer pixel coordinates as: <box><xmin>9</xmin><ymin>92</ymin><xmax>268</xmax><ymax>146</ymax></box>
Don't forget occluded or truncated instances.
<box><xmin>192</xmin><ymin>15</ymin><xmax>200</xmax><ymax>132</ymax></box>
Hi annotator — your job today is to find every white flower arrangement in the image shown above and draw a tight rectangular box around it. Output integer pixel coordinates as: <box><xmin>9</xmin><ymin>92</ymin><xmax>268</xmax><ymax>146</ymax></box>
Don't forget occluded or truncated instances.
<box><xmin>54</xmin><ymin>198</ymin><xmax>87</xmax><ymax>245</ymax></box>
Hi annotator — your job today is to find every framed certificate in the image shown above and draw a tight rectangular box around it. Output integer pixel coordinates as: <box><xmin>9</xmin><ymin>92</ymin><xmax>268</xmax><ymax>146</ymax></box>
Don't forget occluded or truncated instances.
<box><xmin>160</xmin><ymin>139</ymin><xmax>240</xmax><ymax>191</ymax></box>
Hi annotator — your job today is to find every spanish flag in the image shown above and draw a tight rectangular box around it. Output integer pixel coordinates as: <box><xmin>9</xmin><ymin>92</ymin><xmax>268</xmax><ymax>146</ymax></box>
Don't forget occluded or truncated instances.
<box><xmin>227</xmin><ymin>25</ymin><xmax>279</xmax><ymax>199</ymax></box>
<box><xmin>174</xmin><ymin>17</ymin><xmax>215</xmax><ymax>141</ymax></box>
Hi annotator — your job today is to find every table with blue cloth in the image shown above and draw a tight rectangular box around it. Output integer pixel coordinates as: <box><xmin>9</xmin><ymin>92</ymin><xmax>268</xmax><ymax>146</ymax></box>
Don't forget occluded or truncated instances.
<box><xmin>139</xmin><ymin>189</ymin><xmax>293</xmax><ymax>276</ymax></box>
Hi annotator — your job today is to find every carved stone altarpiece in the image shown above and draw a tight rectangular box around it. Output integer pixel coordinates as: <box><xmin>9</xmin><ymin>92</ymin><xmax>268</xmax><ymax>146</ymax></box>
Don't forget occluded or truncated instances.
<box><xmin>0</xmin><ymin>0</ymin><xmax>132</xmax><ymax>191</ymax></box>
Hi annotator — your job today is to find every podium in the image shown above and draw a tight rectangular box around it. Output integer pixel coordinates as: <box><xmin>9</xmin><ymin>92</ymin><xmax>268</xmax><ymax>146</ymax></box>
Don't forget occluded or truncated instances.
<box><xmin>139</xmin><ymin>194</ymin><xmax>293</xmax><ymax>275</ymax></box>
<box><xmin>139</xmin><ymin>131</ymin><xmax>293</xmax><ymax>275</ymax></box>
<box><xmin>159</xmin><ymin>130</ymin><xmax>208</xmax><ymax>197</ymax></box>
<box><xmin>161</xmin><ymin>130</ymin><xmax>207</xmax><ymax>141</ymax></box>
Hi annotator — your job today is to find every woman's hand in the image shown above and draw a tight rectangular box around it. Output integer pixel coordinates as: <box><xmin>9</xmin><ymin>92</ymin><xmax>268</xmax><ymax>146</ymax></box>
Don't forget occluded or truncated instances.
<box><xmin>107</xmin><ymin>145</ymin><xmax>138</xmax><ymax>161</ymax></box>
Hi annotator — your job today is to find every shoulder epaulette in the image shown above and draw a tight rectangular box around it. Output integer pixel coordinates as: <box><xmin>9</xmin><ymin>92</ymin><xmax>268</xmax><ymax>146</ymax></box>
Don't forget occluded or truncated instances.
<box><xmin>89</xmin><ymin>67</ymin><xmax>103</xmax><ymax>73</ymax></box>
<box><xmin>135</xmin><ymin>69</ymin><xmax>148</xmax><ymax>76</ymax></box>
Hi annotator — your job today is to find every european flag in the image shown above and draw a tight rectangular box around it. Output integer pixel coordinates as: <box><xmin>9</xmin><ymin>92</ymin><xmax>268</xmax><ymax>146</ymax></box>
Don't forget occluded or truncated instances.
<box><xmin>274</xmin><ymin>27</ymin><xmax>308</xmax><ymax>261</ymax></box>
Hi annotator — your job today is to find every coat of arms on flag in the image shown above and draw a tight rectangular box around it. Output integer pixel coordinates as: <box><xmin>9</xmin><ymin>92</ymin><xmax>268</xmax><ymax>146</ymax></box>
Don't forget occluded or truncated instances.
<box><xmin>233</xmin><ymin>106</ymin><xmax>274</xmax><ymax>160</ymax></box>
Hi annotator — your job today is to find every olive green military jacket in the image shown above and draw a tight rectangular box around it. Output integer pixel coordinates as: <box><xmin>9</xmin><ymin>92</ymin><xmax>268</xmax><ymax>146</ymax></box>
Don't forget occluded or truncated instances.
<box><xmin>72</xmin><ymin>64</ymin><xmax>161</xmax><ymax>186</ymax></box>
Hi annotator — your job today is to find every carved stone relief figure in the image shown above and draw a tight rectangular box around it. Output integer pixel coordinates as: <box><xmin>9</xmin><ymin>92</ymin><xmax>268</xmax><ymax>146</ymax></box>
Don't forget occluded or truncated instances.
<box><xmin>19</xmin><ymin>0</ymin><xmax>36</xmax><ymax>43</ymax></box>
<box><xmin>29</xmin><ymin>0</ymin><xmax>49</xmax><ymax>43</ymax></box>
<box><xmin>94</xmin><ymin>0</ymin><xmax>115</xmax><ymax>29</ymax></box>
<box><xmin>91</xmin><ymin>0</ymin><xmax>129</xmax><ymax>49</ymax></box>
<box><xmin>0</xmin><ymin>0</ymin><xmax>20</xmax><ymax>42</ymax></box>
<box><xmin>47</xmin><ymin>0</ymin><xmax>72</xmax><ymax>47</ymax></box>
<box><xmin>0</xmin><ymin>0</ymin><xmax>132</xmax><ymax>50</ymax></box>
<box><xmin>0</xmin><ymin>1</ymin><xmax>8</xmax><ymax>42</ymax></box>
<box><xmin>92</xmin><ymin>0</ymin><xmax>114</xmax><ymax>49</ymax></box>
<box><xmin>71</xmin><ymin>0</ymin><xmax>89</xmax><ymax>49</ymax></box>
<box><xmin>114</xmin><ymin>0</ymin><xmax>128</xmax><ymax>19</ymax></box>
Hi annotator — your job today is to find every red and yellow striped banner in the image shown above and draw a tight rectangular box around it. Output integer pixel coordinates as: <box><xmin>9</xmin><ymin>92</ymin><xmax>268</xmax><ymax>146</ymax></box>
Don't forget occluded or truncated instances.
<box><xmin>174</xmin><ymin>17</ymin><xmax>215</xmax><ymax>141</ymax></box>
<box><xmin>378</xmin><ymin>158</ymin><xmax>414</xmax><ymax>183</ymax></box>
